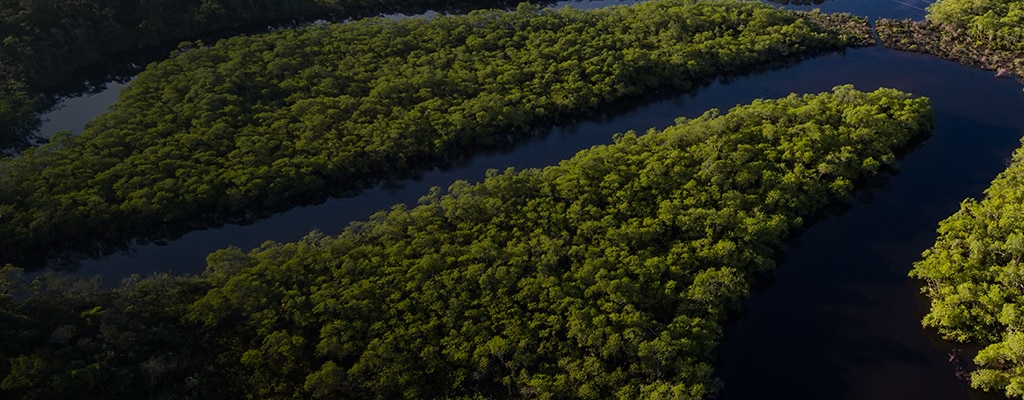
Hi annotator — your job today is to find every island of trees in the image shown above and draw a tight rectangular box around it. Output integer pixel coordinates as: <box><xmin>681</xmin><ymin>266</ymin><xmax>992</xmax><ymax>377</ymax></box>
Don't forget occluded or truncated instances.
<box><xmin>0</xmin><ymin>0</ymin><xmax>874</xmax><ymax>269</ymax></box>
<box><xmin>0</xmin><ymin>85</ymin><xmax>934</xmax><ymax>399</ymax></box>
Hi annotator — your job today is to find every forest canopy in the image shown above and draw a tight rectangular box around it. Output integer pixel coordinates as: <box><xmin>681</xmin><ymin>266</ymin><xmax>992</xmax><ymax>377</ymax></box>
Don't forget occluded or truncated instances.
<box><xmin>911</xmin><ymin>141</ymin><xmax>1024</xmax><ymax>398</ymax></box>
<box><xmin>0</xmin><ymin>0</ymin><xmax>558</xmax><ymax>152</ymax></box>
<box><xmin>0</xmin><ymin>86</ymin><xmax>934</xmax><ymax>399</ymax></box>
<box><xmin>0</xmin><ymin>0</ymin><xmax>874</xmax><ymax>268</ymax></box>
<box><xmin>925</xmin><ymin>0</ymin><xmax>1024</xmax><ymax>52</ymax></box>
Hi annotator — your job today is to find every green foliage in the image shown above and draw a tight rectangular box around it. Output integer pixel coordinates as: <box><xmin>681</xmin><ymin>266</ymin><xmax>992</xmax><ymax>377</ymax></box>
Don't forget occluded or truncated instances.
<box><xmin>0</xmin><ymin>86</ymin><xmax>932</xmax><ymax>399</ymax></box>
<box><xmin>181</xmin><ymin>85</ymin><xmax>930</xmax><ymax>399</ymax></box>
<box><xmin>926</xmin><ymin>0</ymin><xmax>1024</xmax><ymax>52</ymax></box>
<box><xmin>0</xmin><ymin>0</ymin><xmax>556</xmax><ymax>152</ymax></box>
<box><xmin>912</xmin><ymin>135</ymin><xmax>1024</xmax><ymax>398</ymax></box>
<box><xmin>972</xmin><ymin>331</ymin><xmax>1024</xmax><ymax>397</ymax></box>
<box><xmin>0</xmin><ymin>0</ymin><xmax>874</xmax><ymax>267</ymax></box>
<box><xmin>877</xmin><ymin>1</ymin><xmax>1024</xmax><ymax>98</ymax></box>
<box><xmin>0</xmin><ymin>0</ymin><xmax>326</xmax><ymax>150</ymax></box>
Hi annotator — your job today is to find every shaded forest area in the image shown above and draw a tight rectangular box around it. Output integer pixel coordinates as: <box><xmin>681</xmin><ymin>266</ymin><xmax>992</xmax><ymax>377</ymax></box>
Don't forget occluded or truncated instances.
<box><xmin>0</xmin><ymin>86</ymin><xmax>934</xmax><ymax>399</ymax></box>
<box><xmin>0</xmin><ymin>0</ymin><xmax>874</xmax><ymax>269</ymax></box>
<box><xmin>0</xmin><ymin>0</ymin><xmax>560</xmax><ymax>153</ymax></box>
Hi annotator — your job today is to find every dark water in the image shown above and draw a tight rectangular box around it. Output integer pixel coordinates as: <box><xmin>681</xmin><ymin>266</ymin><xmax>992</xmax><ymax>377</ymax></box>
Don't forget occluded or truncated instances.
<box><xmin>33</xmin><ymin>0</ymin><xmax>1024</xmax><ymax>398</ymax></box>
<box><xmin>714</xmin><ymin>48</ymin><xmax>1024</xmax><ymax>400</ymax></box>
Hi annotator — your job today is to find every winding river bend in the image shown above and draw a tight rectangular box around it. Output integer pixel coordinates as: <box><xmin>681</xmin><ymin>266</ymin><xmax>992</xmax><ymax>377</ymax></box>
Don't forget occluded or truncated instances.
<box><xmin>34</xmin><ymin>0</ymin><xmax>1024</xmax><ymax>398</ymax></box>
<box><xmin>714</xmin><ymin>47</ymin><xmax>1024</xmax><ymax>399</ymax></box>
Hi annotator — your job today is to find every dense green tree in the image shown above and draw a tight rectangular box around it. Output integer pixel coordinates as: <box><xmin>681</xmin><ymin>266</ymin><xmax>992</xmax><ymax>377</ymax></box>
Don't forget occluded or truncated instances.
<box><xmin>0</xmin><ymin>266</ymin><xmax>219</xmax><ymax>399</ymax></box>
<box><xmin>183</xmin><ymin>85</ymin><xmax>928</xmax><ymax>398</ymax></box>
<box><xmin>0</xmin><ymin>0</ymin><xmax>558</xmax><ymax>153</ymax></box>
<box><xmin>1</xmin><ymin>86</ymin><xmax>933</xmax><ymax>399</ymax></box>
<box><xmin>926</xmin><ymin>0</ymin><xmax>1024</xmax><ymax>50</ymax></box>
<box><xmin>912</xmin><ymin>137</ymin><xmax>1024</xmax><ymax>398</ymax></box>
<box><xmin>0</xmin><ymin>0</ymin><xmax>875</xmax><ymax>268</ymax></box>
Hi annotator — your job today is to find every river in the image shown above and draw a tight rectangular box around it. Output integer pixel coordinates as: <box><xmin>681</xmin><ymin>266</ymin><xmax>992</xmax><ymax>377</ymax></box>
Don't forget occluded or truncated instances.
<box><xmin>712</xmin><ymin>47</ymin><xmax>1024</xmax><ymax>400</ymax></box>
<box><xmin>34</xmin><ymin>0</ymin><xmax>1023</xmax><ymax>398</ymax></box>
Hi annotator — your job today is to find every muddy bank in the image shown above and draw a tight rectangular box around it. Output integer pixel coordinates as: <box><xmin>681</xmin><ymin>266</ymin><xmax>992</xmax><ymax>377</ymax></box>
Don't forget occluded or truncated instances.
<box><xmin>876</xmin><ymin>19</ymin><xmax>1024</xmax><ymax>80</ymax></box>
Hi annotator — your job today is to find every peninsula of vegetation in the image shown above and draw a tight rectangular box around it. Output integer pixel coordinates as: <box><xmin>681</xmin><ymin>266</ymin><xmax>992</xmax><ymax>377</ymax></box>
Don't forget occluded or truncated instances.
<box><xmin>0</xmin><ymin>86</ymin><xmax>933</xmax><ymax>399</ymax></box>
<box><xmin>876</xmin><ymin>0</ymin><xmax>1024</xmax><ymax>79</ymax></box>
<box><xmin>0</xmin><ymin>0</ymin><xmax>874</xmax><ymax>269</ymax></box>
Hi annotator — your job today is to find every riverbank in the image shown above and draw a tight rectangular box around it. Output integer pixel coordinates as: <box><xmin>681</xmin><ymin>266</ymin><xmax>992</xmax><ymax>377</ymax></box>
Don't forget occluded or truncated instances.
<box><xmin>876</xmin><ymin>19</ymin><xmax>1024</xmax><ymax>80</ymax></box>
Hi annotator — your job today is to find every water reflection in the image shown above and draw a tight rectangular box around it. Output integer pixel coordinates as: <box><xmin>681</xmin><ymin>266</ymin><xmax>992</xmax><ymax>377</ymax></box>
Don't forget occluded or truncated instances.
<box><xmin>37</xmin><ymin>81</ymin><xmax>130</xmax><ymax>139</ymax></box>
<box><xmin>2</xmin><ymin>47</ymin><xmax>160</xmax><ymax>155</ymax></box>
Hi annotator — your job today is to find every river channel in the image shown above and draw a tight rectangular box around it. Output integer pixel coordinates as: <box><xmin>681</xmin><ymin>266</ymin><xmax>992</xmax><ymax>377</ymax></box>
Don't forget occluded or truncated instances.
<box><xmin>33</xmin><ymin>0</ymin><xmax>1024</xmax><ymax>398</ymax></box>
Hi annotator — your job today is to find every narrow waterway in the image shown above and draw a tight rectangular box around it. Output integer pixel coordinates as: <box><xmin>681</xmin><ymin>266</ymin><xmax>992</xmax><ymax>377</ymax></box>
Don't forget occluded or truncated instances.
<box><xmin>31</xmin><ymin>0</ymin><xmax>1024</xmax><ymax>398</ymax></box>
<box><xmin>65</xmin><ymin>47</ymin><xmax>981</xmax><ymax>283</ymax></box>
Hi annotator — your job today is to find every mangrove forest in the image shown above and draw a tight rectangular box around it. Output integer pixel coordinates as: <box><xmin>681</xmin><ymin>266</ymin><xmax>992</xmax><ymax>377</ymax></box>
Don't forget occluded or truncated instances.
<box><xmin>0</xmin><ymin>85</ymin><xmax>934</xmax><ymax>399</ymax></box>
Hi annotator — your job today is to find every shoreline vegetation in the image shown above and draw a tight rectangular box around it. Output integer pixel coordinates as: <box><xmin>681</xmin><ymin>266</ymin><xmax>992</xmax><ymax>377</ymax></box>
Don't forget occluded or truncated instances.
<box><xmin>912</xmin><ymin>141</ymin><xmax>1024</xmax><ymax>398</ymax></box>
<box><xmin>0</xmin><ymin>86</ymin><xmax>934</xmax><ymax>399</ymax></box>
<box><xmin>876</xmin><ymin>18</ymin><xmax>1024</xmax><ymax>80</ymax></box>
<box><xmin>0</xmin><ymin>0</ymin><xmax>874</xmax><ymax>270</ymax></box>
<box><xmin>875</xmin><ymin>0</ymin><xmax>1024</xmax><ymax>80</ymax></box>
<box><xmin>893</xmin><ymin>0</ymin><xmax>1024</xmax><ymax>397</ymax></box>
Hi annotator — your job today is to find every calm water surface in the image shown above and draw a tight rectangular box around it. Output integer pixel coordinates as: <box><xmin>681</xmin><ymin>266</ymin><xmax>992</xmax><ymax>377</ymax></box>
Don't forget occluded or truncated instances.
<box><xmin>35</xmin><ymin>0</ymin><xmax>1024</xmax><ymax>398</ymax></box>
<box><xmin>714</xmin><ymin>48</ymin><xmax>1024</xmax><ymax>400</ymax></box>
